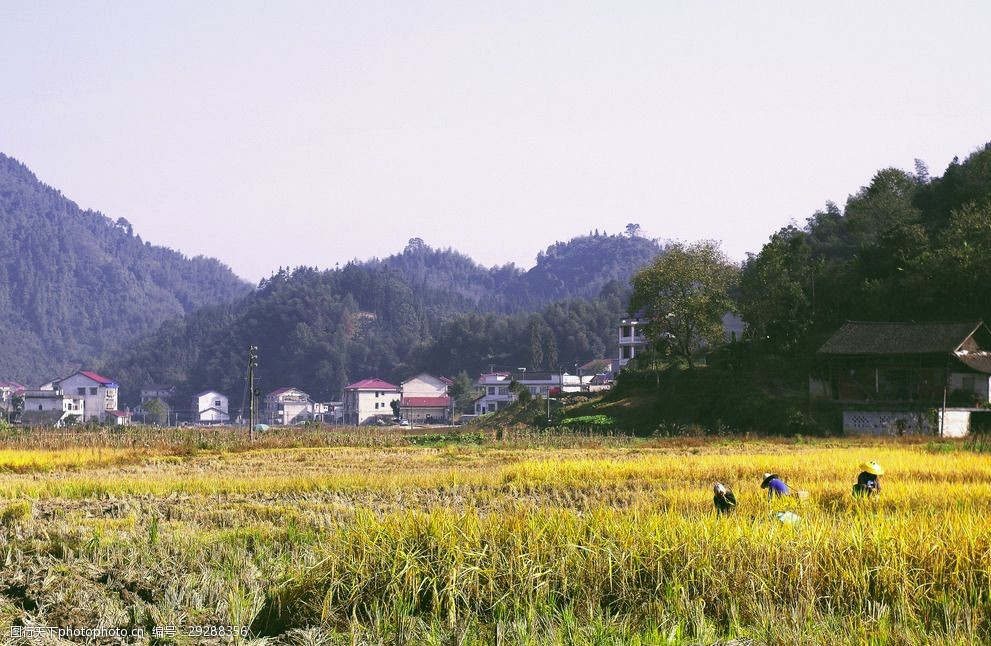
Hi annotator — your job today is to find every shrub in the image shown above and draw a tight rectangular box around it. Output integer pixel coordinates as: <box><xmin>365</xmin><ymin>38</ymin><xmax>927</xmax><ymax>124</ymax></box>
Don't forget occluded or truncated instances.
<box><xmin>0</xmin><ymin>500</ymin><xmax>31</xmax><ymax>526</ymax></box>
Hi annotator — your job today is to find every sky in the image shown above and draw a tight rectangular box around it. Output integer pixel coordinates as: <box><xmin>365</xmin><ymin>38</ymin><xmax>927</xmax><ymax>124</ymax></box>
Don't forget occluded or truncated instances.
<box><xmin>2</xmin><ymin>1</ymin><xmax>990</xmax><ymax>283</ymax></box>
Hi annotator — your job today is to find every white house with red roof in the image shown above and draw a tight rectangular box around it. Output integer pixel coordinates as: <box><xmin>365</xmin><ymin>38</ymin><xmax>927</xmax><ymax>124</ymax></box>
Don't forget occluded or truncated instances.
<box><xmin>343</xmin><ymin>378</ymin><xmax>400</xmax><ymax>425</ymax></box>
<box><xmin>45</xmin><ymin>370</ymin><xmax>121</xmax><ymax>423</ymax></box>
<box><xmin>399</xmin><ymin>373</ymin><xmax>453</xmax><ymax>423</ymax></box>
<box><xmin>264</xmin><ymin>387</ymin><xmax>313</xmax><ymax>425</ymax></box>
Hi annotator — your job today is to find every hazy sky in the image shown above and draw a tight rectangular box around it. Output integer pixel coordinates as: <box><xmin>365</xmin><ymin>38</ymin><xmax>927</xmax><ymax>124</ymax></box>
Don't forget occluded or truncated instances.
<box><xmin>3</xmin><ymin>1</ymin><xmax>989</xmax><ymax>282</ymax></box>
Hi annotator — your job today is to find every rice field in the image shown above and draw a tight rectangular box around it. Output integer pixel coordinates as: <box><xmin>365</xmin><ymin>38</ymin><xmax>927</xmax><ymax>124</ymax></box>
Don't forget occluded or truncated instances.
<box><xmin>0</xmin><ymin>432</ymin><xmax>989</xmax><ymax>644</ymax></box>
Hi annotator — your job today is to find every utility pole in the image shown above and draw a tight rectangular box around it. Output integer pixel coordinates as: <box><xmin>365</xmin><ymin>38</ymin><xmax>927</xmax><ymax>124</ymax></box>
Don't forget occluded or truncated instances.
<box><xmin>248</xmin><ymin>345</ymin><xmax>258</xmax><ymax>441</ymax></box>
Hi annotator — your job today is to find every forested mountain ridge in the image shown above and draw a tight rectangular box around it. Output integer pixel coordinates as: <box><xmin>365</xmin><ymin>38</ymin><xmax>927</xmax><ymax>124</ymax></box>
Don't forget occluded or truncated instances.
<box><xmin>0</xmin><ymin>153</ymin><xmax>252</xmax><ymax>384</ymax></box>
<box><xmin>373</xmin><ymin>232</ymin><xmax>663</xmax><ymax>312</ymax></box>
<box><xmin>104</xmin><ymin>236</ymin><xmax>646</xmax><ymax>410</ymax></box>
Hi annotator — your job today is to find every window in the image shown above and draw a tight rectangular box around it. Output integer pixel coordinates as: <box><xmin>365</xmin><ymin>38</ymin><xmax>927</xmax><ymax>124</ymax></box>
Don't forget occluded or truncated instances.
<box><xmin>488</xmin><ymin>387</ymin><xmax>495</xmax><ymax>395</ymax></box>
<box><xmin>622</xmin><ymin>325</ymin><xmax>632</xmax><ymax>338</ymax></box>
<box><xmin>90</xmin><ymin>387</ymin><xmax>98</xmax><ymax>395</ymax></box>
<box><xmin>375</xmin><ymin>402</ymin><xmax>379</xmax><ymax>409</ymax></box>
<box><xmin>214</xmin><ymin>400</ymin><xmax>222</xmax><ymax>407</ymax></box>
<box><xmin>77</xmin><ymin>387</ymin><xmax>86</xmax><ymax>396</ymax></box>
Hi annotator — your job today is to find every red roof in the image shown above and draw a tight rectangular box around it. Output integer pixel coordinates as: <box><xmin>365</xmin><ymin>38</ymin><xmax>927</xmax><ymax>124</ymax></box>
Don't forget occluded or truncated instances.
<box><xmin>346</xmin><ymin>378</ymin><xmax>399</xmax><ymax>391</ymax></box>
<box><xmin>439</xmin><ymin>376</ymin><xmax>454</xmax><ymax>385</ymax></box>
<box><xmin>401</xmin><ymin>396</ymin><xmax>451</xmax><ymax>408</ymax></box>
<box><xmin>78</xmin><ymin>371</ymin><xmax>116</xmax><ymax>385</ymax></box>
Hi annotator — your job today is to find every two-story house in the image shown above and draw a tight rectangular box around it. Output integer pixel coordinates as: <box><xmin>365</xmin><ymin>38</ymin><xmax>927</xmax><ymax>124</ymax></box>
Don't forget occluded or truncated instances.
<box><xmin>473</xmin><ymin>371</ymin><xmax>576</xmax><ymax>415</ymax></box>
<box><xmin>20</xmin><ymin>387</ymin><xmax>85</xmax><ymax>427</ymax></box>
<box><xmin>191</xmin><ymin>390</ymin><xmax>230</xmax><ymax>424</ymax></box>
<box><xmin>399</xmin><ymin>373</ymin><xmax>453</xmax><ymax>423</ymax></box>
<box><xmin>343</xmin><ymin>379</ymin><xmax>400</xmax><ymax>425</ymax></box>
<box><xmin>264</xmin><ymin>387</ymin><xmax>313</xmax><ymax>425</ymax></box>
<box><xmin>46</xmin><ymin>371</ymin><xmax>120</xmax><ymax>423</ymax></box>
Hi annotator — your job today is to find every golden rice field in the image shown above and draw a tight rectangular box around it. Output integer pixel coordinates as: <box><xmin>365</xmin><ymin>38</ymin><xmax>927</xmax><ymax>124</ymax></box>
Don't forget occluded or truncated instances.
<box><xmin>0</xmin><ymin>432</ymin><xmax>989</xmax><ymax>644</ymax></box>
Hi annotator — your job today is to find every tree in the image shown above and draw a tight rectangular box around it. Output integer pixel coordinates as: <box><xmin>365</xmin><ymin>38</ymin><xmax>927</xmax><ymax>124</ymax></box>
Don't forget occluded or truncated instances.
<box><xmin>390</xmin><ymin>399</ymin><xmax>401</xmax><ymax>418</ymax></box>
<box><xmin>625</xmin><ymin>223</ymin><xmax>642</xmax><ymax>237</ymax></box>
<box><xmin>739</xmin><ymin>226</ymin><xmax>814</xmax><ymax>351</ymax></box>
<box><xmin>448</xmin><ymin>371</ymin><xmax>480</xmax><ymax>413</ymax></box>
<box><xmin>629</xmin><ymin>241</ymin><xmax>738</xmax><ymax>368</ymax></box>
<box><xmin>142</xmin><ymin>398</ymin><xmax>169</xmax><ymax>425</ymax></box>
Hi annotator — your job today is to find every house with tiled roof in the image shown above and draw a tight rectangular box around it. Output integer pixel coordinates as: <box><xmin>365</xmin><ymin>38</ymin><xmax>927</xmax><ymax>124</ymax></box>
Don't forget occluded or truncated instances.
<box><xmin>399</xmin><ymin>373</ymin><xmax>453</xmax><ymax>423</ymax></box>
<box><xmin>45</xmin><ymin>370</ymin><xmax>121</xmax><ymax>423</ymax></box>
<box><xmin>343</xmin><ymin>378</ymin><xmax>400</xmax><ymax>425</ymax></box>
<box><xmin>813</xmin><ymin>321</ymin><xmax>991</xmax><ymax>436</ymax></box>
<box><xmin>264</xmin><ymin>387</ymin><xmax>313</xmax><ymax>425</ymax></box>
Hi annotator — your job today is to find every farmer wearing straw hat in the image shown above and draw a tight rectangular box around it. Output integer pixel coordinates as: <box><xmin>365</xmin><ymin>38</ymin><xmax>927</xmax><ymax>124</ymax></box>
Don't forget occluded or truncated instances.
<box><xmin>712</xmin><ymin>482</ymin><xmax>737</xmax><ymax>515</ymax></box>
<box><xmin>853</xmin><ymin>460</ymin><xmax>884</xmax><ymax>497</ymax></box>
<box><xmin>760</xmin><ymin>473</ymin><xmax>790</xmax><ymax>499</ymax></box>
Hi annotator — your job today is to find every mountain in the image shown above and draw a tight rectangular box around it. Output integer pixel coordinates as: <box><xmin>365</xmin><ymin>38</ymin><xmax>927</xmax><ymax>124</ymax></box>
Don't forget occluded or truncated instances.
<box><xmin>375</xmin><ymin>232</ymin><xmax>663</xmax><ymax>312</ymax></box>
<box><xmin>0</xmin><ymin>153</ymin><xmax>252</xmax><ymax>384</ymax></box>
<box><xmin>104</xmin><ymin>235</ymin><xmax>656</xmax><ymax>411</ymax></box>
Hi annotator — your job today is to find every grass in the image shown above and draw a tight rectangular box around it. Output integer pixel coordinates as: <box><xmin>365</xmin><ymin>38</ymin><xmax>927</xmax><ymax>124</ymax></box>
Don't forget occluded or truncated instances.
<box><xmin>0</xmin><ymin>431</ymin><xmax>988</xmax><ymax>643</ymax></box>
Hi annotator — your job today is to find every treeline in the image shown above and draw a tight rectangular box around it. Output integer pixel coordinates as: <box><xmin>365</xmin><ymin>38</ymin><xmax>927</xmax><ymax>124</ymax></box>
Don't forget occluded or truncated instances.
<box><xmin>373</xmin><ymin>232</ymin><xmax>661</xmax><ymax>312</ymax></box>
<box><xmin>105</xmin><ymin>236</ymin><xmax>646</xmax><ymax>408</ymax></box>
<box><xmin>739</xmin><ymin>143</ymin><xmax>991</xmax><ymax>353</ymax></box>
<box><xmin>0</xmin><ymin>153</ymin><xmax>251</xmax><ymax>383</ymax></box>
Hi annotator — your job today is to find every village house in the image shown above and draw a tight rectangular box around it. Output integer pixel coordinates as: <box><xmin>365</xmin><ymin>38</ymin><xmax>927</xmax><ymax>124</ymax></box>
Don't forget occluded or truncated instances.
<box><xmin>342</xmin><ymin>378</ymin><xmax>400</xmax><ymax>425</ymax></box>
<box><xmin>473</xmin><ymin>370</ymin><xmax>580</xmax><ymax>415</ymax></box>
<box><xmin>811</xmin><ymin>321</ymin><xmax>991</xmax><ymax>436</ymax></box>
<box><xmin>20</xmin><ymin>388</ymin><xmax>85</xmax><ymax>427</ymax></box>
<box><xmin>264</xmin><ymin>387</ymin><xmax>313</xmax><ymax>425</ymax></box>
<box><xmin>191</xmin><ymin>390</ymin><xmax>230</xmax><ymax>424</ymax></box>
<box><xmin>44</xmin><ymin>370</ymin><xmax>121</xmax><ymax>423</ymax></box>
<box><xmin>312</xmin><ymin>401</ymin><xmax>344</xmax><ymax>424</ymax></box>
<box><xmin>0</xmin><ymin>380</ymin><xmax>26</xmax><ymax>419</ymax></box>
<box><xmin>618</xmin><ymin>312</ymin><xmax>745</xmax><ymax>370</ymax></box>
<box><xmin>399</xmin><ymin>373</ymin><xmax>453</xmax><ymax>423</ymax></box>
<box><xmin>618</xmin><ymin>313</ymin><xmax>648</xmax><ymax>368</ymax></box>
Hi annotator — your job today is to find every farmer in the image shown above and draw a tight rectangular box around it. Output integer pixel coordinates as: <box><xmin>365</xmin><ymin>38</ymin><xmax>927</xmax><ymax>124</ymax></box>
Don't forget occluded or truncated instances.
<box><xmin>713</xmin><ymin>482</ymin><xmax>737</xmax><ymax>515</ymax></box>
<box><xmin>853</xmin><ymin>460</ymin><xmax>884</xmax><ymax>497</ymax></box>
<box><xmin>760</xmin><ymin>472</ymin><xmax>791</xmax><ymax>498</ymax></box>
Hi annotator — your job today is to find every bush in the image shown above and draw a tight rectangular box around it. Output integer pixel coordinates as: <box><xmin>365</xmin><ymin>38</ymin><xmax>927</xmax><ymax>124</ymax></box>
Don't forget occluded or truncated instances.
<box><xmin>559</xmin><ymin>415</ymin><xmax>615</xmax><ymax>429</ymax></box>
<box><xmin>1</xmin><ymin>500</ymin><xmax>31</xmax><ymax>526</ymax></box>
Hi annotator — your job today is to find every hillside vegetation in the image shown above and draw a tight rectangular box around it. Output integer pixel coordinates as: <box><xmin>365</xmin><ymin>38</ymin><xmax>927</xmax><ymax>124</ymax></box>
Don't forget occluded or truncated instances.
<box><xmin>104</xmin><ymin>239</ymin><xmax>642</xmax><ymax>408</ymax></box>
<box><xmin>0</xmin><ymin>154</ymin><xmax>251</xmax><ymax>384</ymax></box>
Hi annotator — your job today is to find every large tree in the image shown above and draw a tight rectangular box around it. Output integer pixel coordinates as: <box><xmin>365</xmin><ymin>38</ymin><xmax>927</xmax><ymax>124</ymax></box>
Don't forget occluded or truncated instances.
<box><xmin>629</xmin><ymin>241</ymin><xmax>738</xmax><ymax>368</ymax></box>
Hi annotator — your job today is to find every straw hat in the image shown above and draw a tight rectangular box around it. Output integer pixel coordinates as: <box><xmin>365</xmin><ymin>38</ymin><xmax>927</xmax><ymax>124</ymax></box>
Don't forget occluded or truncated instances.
<box><xmin>713</xmin><ymin>482</ymin><xmax>728</xmax><ymax>495</ymax></box>
<box><xmin>760</xmin><ymin>473</ymin><xmax>778</xmax><ymax>488</ymax></box>
<box><xmin>859</xmin><ymin>461</ymin><xmax>884</xmax><ymax>476</ymax></box>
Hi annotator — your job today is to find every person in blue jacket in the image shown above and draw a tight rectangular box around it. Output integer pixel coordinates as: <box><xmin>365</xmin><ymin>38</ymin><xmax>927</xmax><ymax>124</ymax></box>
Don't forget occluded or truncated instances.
<box><xmin>760</xmin><ymin>472</ymin><xmax>791</xmax><ymax>498</ymax></box>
